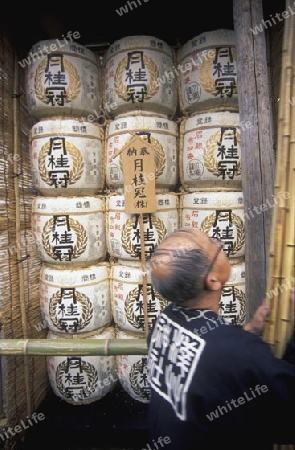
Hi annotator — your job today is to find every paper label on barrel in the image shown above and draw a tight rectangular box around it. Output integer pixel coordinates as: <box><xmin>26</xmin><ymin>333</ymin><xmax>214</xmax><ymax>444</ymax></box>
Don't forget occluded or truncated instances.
<box><xmin>33</xmin><ymin>210</ymin><xmax>106</xmax><ymax>264</ymax></box>
<box><xmin>31</xmin><ymin>121</ymin><xmax>104</xmax><ymax>193</ymax></box>
<box><xmin>26</xmin><ymin>41</ymin><xmax>100</xmax><ymax>117</ymax></box>
<box><xmin>44</xmin><ymin>215</ymin><xmax>87</xmax><ymax>261</ymax></box>
<box><xmin>41</xmin><ymin>282</ymin><xmax>111</xmax><ymax>333</ymax></box>
<box><xmin>219</xmin><ymin>285</ymin><xmax>246</xmax><ymax>326</ymax></box>
<box><xmin>116</xmin><ymin>354</ymin><xmax>150</xmax><ymax>403</ymax></box>
<box><xmin>40</xmin><ymin>263</ymin><xmax>111</xmax><ymax>334</ymax></box>
<box><xmin>107</xmin><ymin>194</ymin><xmax>179</xmax><ymax>261</ymax></box>
<box><xmin>112</xmin><ymin>277</ymin><xmax>168</xmax><ymax>334</ymax></box>
<box><xmin>106</xmin><ymin>115</ymin><xmax>177</xmax><ymax>190</ymax></box>
<box><xmin>34</xmin><ymin>56</ymin><xmax>81</xmax><ymax>105</ymax></box>
<box><xmin>218</xmin><ymin>261</ymin><xmax>246</xmax><ymax>326</ymax></box>
<box><xmin>180</xmin><ymin>47</ymin><xmax>238</xmax><ymax>104</ymax></box>
<box><xmin>181</xmin><ymin>113</ymin><xmax>242</xmax><ymax>185</ymax></box>
<box><xmin>47</xmin><ymin>328</ymin><xmax>116</xmax><ymax>403</ymax></box>
<box><xmin>47</xmin><ymin>355</ymin><xmax>116</xmax><ymax>403</ymax></box>
<box><xmin>181</xmin><ymin>192</ymin><xmax>245</xmax><ymax>259</ymax></box>
<box><xmin>104</xmin><ymin>37</ymin><xmax>177</xmax><ymax>116</ymax></box>
<box><xmin>178</xmin><ymin>31</ymin><xmax>238</xmax><ymax>113</ymax></box>
<box><xmin>49</xmin><ymin>289</ymin><xmax>94</xmax><ymax>332</ymax></box>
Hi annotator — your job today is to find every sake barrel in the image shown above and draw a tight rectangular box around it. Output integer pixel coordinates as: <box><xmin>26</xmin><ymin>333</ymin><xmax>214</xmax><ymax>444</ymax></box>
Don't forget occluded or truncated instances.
<box><xmin>40</xmin><ymin>263</ymin><xmax>111</xmax><ymax>333</ymax></box>
<box><xmin>30</xmin><ymin>118</ymin><xmax>105</xmax><ymax>196</ymax></box>
<box><xmin>47</xmin><ymin>326</ymin><xmax>117</xmax><ymax>405</ymax></box>
<box><xmin>106</xmin><ymin>192</ymin><xmax>179</xmax><ymax>263</ymax></box>
<box><xmin>179</xmin><ymin>110</ymin><xmax>242</xmax><ymax>191</ymax></box>
<box><xmin>178</xmin><ymin>29</ymin><xmax>238</xmax><ymax>114</ymax></box>
<box><xmin>105</xmin><ymin>112</ymin><xmax>178</xmax><ymax>192</ymax></box>
<box><xmin>32</xmin><ymin>196</ymin><xmax>106</xmax><ymax>265</ymax></box>
<box><xmin>115</xmin><ymin>329</ymin><xmax>150</xmax><ymax>404</ymax></box>
<box><xmin>180</xmin><ymin>191</ymin><xmax>245</xmax><ymax>262</ymax></box>
<box><xmin>104</xmin><ymin>35</ymin><xmax>177</xmax><ymax>118</ymax></box>
<box><xmin>219</xmin><ymin>260</ymin><xmax>246</xmax><ymax>326</ymax></box>
<box><xmin>25</xmin><ymin>39</ymin><xmax>100</xmax><ymax>119</ymax></box>
<box><xmin>110</xmin><ymin>262</ymin><xmax>168</xmax><ymax>334</ymax></box>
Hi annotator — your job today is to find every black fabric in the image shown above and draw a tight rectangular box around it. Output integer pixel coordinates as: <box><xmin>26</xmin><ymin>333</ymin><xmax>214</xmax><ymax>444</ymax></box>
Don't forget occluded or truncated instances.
<box><xmin>147</xmin><ymin>304</ymin><xmax>295</xmax><ymax>450</ymax></box>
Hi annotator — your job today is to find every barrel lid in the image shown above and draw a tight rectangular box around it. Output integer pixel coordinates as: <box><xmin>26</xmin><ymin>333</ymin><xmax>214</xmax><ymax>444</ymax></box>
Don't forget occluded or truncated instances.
<box><xmin>47</xmin><ymin>326</ymin><xmax>115</xmax><ymax>339</ymax></box>
<box><xmin>107</xmin><ymin>192</ymin><xmax>179</xmax><ymax>210</ymax></box>
<box><xmin>107</xmin><ymin>111</ymin><xmax>177</xmax><ymax>135</ymax></box>
<box><xmin>31</xmin><ymin>118</ymin><xmax>104</xmax><ymax>138</ymax></box>
<box><xmin>181</xmin><ymin>190</ymin><xmax>244</xmax><ymax>208</ymax></box>
<box><xmin>115</xmin><ymin>329</ymin><xmax>146</xmax><ymax>339</ymax></box>
<box><xmin>40</xmin><ymin>263</ymin><xmax>109</xmax><ymax>283</ymax></box>
<box><xmin>182</xmin><ymin>110</ymin><xmax>240</xmax><ymax>131</ymax></box>
<box><xmin>28</xmin><ymin>39</ymin><xmax>98</xmax><ymax>65</ymax></box>
<box><xmin>32</xmin><ymin>195</ymin><xmax>105</xmax><ymax>213</ymax></box>
<box><xmin>106</xmin><ymin>35</ymin><xmax>173</xmax><ymax>59</ymax></box>
<box><xmin>179</xmin><ymin>29</ymin><xmax>236</xmax><ymax>61</ymax></box>
<box><xmin>115</xmin><ymin>110</ymin><xmax>169</xmax><ymax>120</ymax></box>
<box><xmin>111</xmin><ymin>262</ymin><xmax>152</xmax><ymax>282</ymax></box>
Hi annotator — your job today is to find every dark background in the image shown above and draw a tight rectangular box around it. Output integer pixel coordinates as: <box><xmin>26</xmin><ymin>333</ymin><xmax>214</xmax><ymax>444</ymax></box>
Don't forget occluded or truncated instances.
<box><xmin>2</xmin><ymin>0</ymin><xmax>286</xmax><ymax>58</ymax></box>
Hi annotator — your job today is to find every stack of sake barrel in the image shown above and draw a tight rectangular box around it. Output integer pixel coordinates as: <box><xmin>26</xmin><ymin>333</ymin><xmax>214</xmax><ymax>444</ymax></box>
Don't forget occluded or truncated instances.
<box><xmin>26</xmin><ymin>39</ymin><xmax>117</xmax><ymax>405</ymax></box>
<box><xmin>177</xmin><ymin>29</ymin><xmax>247</xmax><ymax>327</ymax></box>
<box><xmin>103</xmin><ymin>35</ymin><xmax>180</xmax><ymax>404</ymax></box>
<box><xmin>25</xmin><ymin>32</ymin><xmax>248</xmax><ymax>406</ymax></box>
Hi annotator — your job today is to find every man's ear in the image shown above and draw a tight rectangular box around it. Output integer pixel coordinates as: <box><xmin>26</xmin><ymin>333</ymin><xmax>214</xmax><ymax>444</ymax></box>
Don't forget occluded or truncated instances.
<box><xmin>204</xmin><ymin>274</ymin><xmax>222</xmax><ymax>291</ymax></box>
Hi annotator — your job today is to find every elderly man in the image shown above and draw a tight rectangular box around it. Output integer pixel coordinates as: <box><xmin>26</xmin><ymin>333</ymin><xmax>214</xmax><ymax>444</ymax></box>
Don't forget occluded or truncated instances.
<box><xmin>147</xmin><ymin>228</ymin><xmax>294</xmax><ymax>450</ymax></box>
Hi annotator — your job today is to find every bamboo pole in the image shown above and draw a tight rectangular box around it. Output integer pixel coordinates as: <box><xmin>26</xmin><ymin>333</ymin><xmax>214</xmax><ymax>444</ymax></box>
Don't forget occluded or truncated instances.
<box><xmin>261</xmin><ymin>5</ymin><xmax>294</xmax><ymax>445</ymax></box>
<box><xmin>264</xmin><ymin>18</ymin><xmax>291</xmax><ymax>287</ymax></box>
<box><xmin>0</xmin><ymin>339</ymin><xmax>148</xmax><ymax>356</ymax></box>
<box><xmin>263</xmin><ymin>2</ymin><xmax>295</xmax><ymax>356</ymax></box>
<box><xmin>274</xmin><ymin>69</ymin><xmax>295</xmax><ymax>358</ymax></box>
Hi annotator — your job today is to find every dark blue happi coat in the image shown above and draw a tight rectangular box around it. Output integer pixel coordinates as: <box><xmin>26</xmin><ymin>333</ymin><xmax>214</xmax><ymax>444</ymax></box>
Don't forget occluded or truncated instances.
<box><xmin>147</xmin><ymin>304</ymin><xmax>295</xmax><ymax>450</ymax></box>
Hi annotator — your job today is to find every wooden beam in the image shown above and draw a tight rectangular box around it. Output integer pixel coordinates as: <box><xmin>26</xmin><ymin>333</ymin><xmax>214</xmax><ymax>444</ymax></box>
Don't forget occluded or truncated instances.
<box><xmin>233</xmin><ymin>0</ymin><xmax>275</xmax><ymax>317</ymax></box>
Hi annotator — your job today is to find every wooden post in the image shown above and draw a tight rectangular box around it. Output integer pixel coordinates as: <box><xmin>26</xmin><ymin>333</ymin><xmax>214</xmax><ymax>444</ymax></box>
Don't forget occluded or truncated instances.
<box><xmin>233</xmin><ymin>0</ymin><xmax>275</xmax><ymax>318</ymax></box>
<box><xmin>117</xmin><ymin>133</ymin><xmax>156</xmax><ymax>337</ymax></box>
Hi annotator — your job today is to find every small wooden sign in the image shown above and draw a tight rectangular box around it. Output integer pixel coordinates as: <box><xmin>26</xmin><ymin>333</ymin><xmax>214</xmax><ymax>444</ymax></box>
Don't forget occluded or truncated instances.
<box><xmin>120</xmin><ymin>134</ymin><xmax>156</xmax><ymax>214</ymax></box>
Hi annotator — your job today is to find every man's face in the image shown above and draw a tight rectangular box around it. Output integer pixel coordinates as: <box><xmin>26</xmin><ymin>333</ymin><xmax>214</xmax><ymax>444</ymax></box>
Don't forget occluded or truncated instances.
<box><xmin>189</xmin><ymin>229</ymin><xmax>232</xmax><ymax>285</ymax></box>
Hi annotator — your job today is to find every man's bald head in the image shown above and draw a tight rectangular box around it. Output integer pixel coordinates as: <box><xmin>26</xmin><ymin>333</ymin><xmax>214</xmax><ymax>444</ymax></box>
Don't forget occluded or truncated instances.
<box><xmin>149</xmin><ymin>228</ymin><xmax>231</xmax><ymax>306</ymax></box>
<box><xmin>150</xmin><ymin>228</ymin><xmax>211</xmax><ymax>304</ymax></box>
